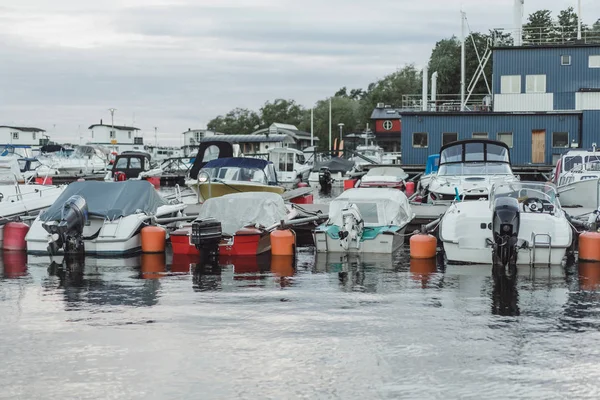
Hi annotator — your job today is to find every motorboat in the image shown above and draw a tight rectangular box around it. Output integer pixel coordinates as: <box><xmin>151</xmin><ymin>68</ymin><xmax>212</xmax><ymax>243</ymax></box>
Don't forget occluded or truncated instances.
<box><xmin>104</xmin><ymin>151</ymin><xmax>162</xmax><ymax>181</ymax></box>
<box><xmin>357</xmin><ymin>166</ymin><xmax>408</xmax><ymax>190</ymax></box>
<box><xmin>352</xmin><ymin>144</ymin><xmax>384</xmax><ymax>167</ymax></box>
<box><xmin>185</xmin><ymin>157</ymin><xmax>284</xmax><ymax>202</ymax></box>
<box><xmin>553</xmin><ymin>149</ymin><xmax>600</xmax><ymax>208</ymax></box>
<box><xmin>439</xmin><ymin>182</ymin><xmax>573</xmax><ymax>266</ymax></box>
<box><xmin>37</xmin><ymin>144</ymin><xmax>110</xmax><ymax>176</ymax></box>
<box><xmin>308</xmin><ymin>157</ymin><xmax>356</xmax><ymax>188</ymax></box>
<box><xmin>417</xmin><ymin>154</ymin><xmax>440</xmax><ymax>195</ymax></box>
<box><xmin>144</xmin><ymin>145</ymin><xmax>183</xmax><ymax>164</ymax></box>
<box><xmin>314</xmin><ymin>188</ymin><xmax>414</xmax><ymax>253</ymax></box>
<box><xmin>381</xmin><ymin>152</ymin><xmax>402</xmax><ymax>165</ymax></box>
<box><xmin>422</xmin><ymin>139</ymin><xmax>518</xmax><ymax>204</ymax></box>
<box><xmin>0</xmin><ymin>157</ymin><xmax>65</xmax><ymax>247</ymax></box>
<box><xmin>25</xmin><ymin>180</ymin><xmax>187</xmax><ymax>256</ymax></box>
<box><xmin>268</xmin><ymin>147</ymin><xmax>312</xmax><ymax>184</ymax></box>
<box><xmin>171</xmin><ymin>192</ymin><xmax>299</xmax><ymax>257</ymax></box>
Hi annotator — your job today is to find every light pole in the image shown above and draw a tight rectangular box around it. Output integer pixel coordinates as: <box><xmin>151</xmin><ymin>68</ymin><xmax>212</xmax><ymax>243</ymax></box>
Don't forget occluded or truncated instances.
<box><xmin>154</xmin><ymin>127</ymin><xmax>158</xmax><ymax>147</ymax></box>
<box><xmin>337</xmin><ymin>123</ymin><xmax>344</xmax><ymax>142</ymax></box>
<box><xmin>108</xmin><ymin>108</ymin><xmax>117</xmax><ymax>152</ymax></box>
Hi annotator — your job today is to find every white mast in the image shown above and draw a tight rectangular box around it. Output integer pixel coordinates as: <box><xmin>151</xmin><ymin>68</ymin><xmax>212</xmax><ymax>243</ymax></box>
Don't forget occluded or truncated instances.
<box><xmin>577</xmin><ymin>0</ymin><xmax>582</xmax><ymax>41</ymax></box>
<box><xmin>514</xmin><ymin>0</ymin><xmax>523</xmax><ymax>46</ymax></box>
<box><xmin>310</xmin><ymin>108</ymin><xmax>314</xmax><ymax>147</ymax></box>
<box><xmin>422</xmin><ymin>64</ymin><xmax>429</xmax><ymax>111</ymax></box>
<box><xmin>460</xmin><ymin>11</ymin><xmax>466</xmax><ymax>111</ymax></box>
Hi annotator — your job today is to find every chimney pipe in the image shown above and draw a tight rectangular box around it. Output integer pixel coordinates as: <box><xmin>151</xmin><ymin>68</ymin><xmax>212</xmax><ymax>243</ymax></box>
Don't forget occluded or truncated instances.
<box><xmin>514</xmin><ymin>0</ymin><xmax>523</xmax><ymax>46</ymax></box>
<box><xmin>101</xmin><ymin>119</ymin><xmax>103</xmax><ymax>125</ymax></box>
<box><xmin>422</xmin><ymin>65</ymin><xmax>429</xmax><ymax>111</ymax></box>
<box><xmin>431</xmin><ymin>71</ymin><xmax>438</xmax><ymax>106</ymax></box>
<box><xmin>577</xmin><ymin>0</ymin><xmax>582</xmax><ymax>41</ymax></box>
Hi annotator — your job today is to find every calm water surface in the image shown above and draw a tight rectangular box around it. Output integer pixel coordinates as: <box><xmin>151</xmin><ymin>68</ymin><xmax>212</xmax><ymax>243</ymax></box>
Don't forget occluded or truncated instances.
<box><xmin>1</xmin><ymin>247</ymin><xmax>600</xmax><ymax>399</ymax></box>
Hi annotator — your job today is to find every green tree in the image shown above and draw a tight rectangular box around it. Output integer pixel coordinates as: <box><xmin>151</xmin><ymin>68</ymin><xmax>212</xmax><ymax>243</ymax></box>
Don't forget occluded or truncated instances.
<box><xmin>523</xmin><ymin>10</ymin><xmax>555</xmax><ymax>44</ymax></box>
<box><xmin>592</xmin><ymin>19</ymin><xmax>600</xmax><ymax>42</ymax></box>
<box><xmin>206</xmin><ymin>108</ymin><xmax>260</xmax><ymax>135</ymax></box>
<box><xmin>311</xmin><ymin>96</ymin><xmax>360</xmax><ymax>150</ymax></box>
<box><xmin>557</xmin><ymin>6</ymin><xmax>585</xmax><ymax>42</ymax></box>
<box><xmin>259</xmin><ymin>99</ymin><xmax>306</xmax><ymax>128</ymax></box>
<box><xmin>427</xmin><ymin>36</ymin><xmax>461</xmax><ymax>94</ymax></box>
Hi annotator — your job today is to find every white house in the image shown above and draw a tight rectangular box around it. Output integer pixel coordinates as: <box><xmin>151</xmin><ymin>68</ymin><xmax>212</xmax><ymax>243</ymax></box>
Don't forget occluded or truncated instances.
<box><xmin>0</xmin><ymin>126</ymin><xmax>47</xmax><ymax>147</ymax></box>
<box><xmin>200</xmin><ymin>134</ymin><xmax>294</xmax><ymax>155</ymax></box>
<box><xmin>251</xmin><ymin>123</ymin><xmax>318</xmax><ymax>150</ymax></box>
<box><xmin>182</xmin><ymin>129</ymin><xmax>225</xmax><ymax>157</ymax></box>
<box><xmin>88</xmin><ymin>121</ymin><xmax>144</xmax><ymax>153</ymax></box>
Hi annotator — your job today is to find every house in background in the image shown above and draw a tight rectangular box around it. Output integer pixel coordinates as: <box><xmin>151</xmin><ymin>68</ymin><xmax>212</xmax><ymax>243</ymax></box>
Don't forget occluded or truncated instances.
<box><xmin>251</xmin><ymin>123</ymin><xmax>318</xmax><ymax>150</ymax></box>
<box><xmin>88</xmin><ymin>120</ymin><xmax>144</xmax><ymax>153</ymax></box>
<box><xmin>0</xmin><ymin>126</ymin><xmax>48</xmax><ymax>147</ymax></box>
<box><xmin>199</xmin><ymin>134</ymin><xmax>295</xmax><ymax>155</ymax></box>
<box><xmin>182</xmin><ymin>129</ymin><xmax>225</xmax><ymax>157</ymax></box>
<box><xmin>370</xmin><ymin>105</ymin><xmax>402</xmax><ymax>153</ymax></box>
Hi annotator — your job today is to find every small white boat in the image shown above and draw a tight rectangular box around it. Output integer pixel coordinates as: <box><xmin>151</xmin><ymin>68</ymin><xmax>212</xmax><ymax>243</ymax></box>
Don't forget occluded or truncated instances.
<box><xmin>26</xmin><ymin>180</ymin><xmax>186</xmax><ymax>256</ymax></box>
<box><xmin>440</xmin><ymin>182</ymin><xmax>573</xmax><ymax>266</ymax></box>
<box><xmin>424</xmin><ymin>139</ymin><xmax>518</xmax><ymax>204</ymax></box>
<box><xmin>357</xmin><ymin>166</ymin><xmax>408</xmax><ymax>190</ymax></box>
<box><xmin>144</xmin><ymin>145</ymin><xmax>183</xmax><ymax>164</ymax></box>
<box><xmin>38</xmin><ymin>144</ymin><xmax>110</xmax><ymax>176</ymax></box>
<box><xmin>268</xmin><ymin>147</ymin><xmax>312</xmax><ymax>184</ymax></box>
<box><xmin>353</xmin><ymin>144</ymin><xmax>384</xmax><ymax>167</ymax></box>
<box><xmin>314</xmin><ymin>188</ymin><xmax>414</xmax><ymax>253</ymax></box>
<box><xmin>553</xmin><ymin>149</ymin><xmax>600</xmax><ymax>208</ymax></box>
<box><xmin>308</xmin><ymin>157</ymin><xmax>356</xmax><ymax>188</ymax></box>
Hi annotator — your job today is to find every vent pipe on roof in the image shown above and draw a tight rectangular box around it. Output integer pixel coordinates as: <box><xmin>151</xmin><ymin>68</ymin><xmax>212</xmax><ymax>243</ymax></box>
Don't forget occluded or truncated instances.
<box><xmin>422</xmin><ymin>64</ymin><xmax>428</xmax><ymax>111</ymax></box>
<box><xmin>514</xmin><ymin>0</ymin><xmax>523</xmax><ymax>46</ymax></box>
<box><xmin>100</xmin><ymin>119</ymin><xmax>103</xmax><ymax>125</ymax></box>
<box><xmin>431</xmin><ymin>72</ymin><xmax>438</xmax><ymax>106</ymax></box>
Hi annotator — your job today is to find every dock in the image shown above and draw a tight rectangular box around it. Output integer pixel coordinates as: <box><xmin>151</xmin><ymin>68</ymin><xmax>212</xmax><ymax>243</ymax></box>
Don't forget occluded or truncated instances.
<box><xmin>50</xmin><ymin>173</ymin><xmax>106</xmax><ymax>185</ymax></box>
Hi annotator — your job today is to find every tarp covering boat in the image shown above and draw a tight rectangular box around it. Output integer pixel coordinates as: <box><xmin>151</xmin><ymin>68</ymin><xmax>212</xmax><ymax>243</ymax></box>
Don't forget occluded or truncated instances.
<box><xmin>327</xmin><ymin>188</ymin><xmax>413</xmax><ymax>228</ymax></box>
<box><xmin>40</xmin><ymin>181</ymin><xmax>167</xmax><ymax>221</ymax></box>
<box><xmin>312</xmin><ymin>157</ymin><xmax>355</xmax><ymax>174</ymax></box>
<box><xmin>197</xmin><ymin>192</ymin><xmax>287</xmax><ymax>235</ymax></box>
<box><xmin>362</xmin><ymin>167</ymin><xmax>408</xmax><ymax>181</ymax></box>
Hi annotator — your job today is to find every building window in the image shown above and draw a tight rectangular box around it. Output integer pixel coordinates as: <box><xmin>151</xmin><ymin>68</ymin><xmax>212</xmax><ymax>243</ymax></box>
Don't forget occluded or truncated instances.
<box><xmin>561</xmin><ymin>55</ymin><xmax>571</xmax><ymax>66</ymax></box>
<box><xmin>552</xmin><ymin>132</ymin><xmax>569</xmax><ymax>148</ymax></box>
<box><xmin>12</xmin><ymin>132</ymin><xmax>18</xmax><ymax>140</ymax></box>
<box><xmin>194</xmin><ymin>132</ymin><xmax>202</xmax><ymax>141</ymax></box>
<box><xmin>412</xmin><ymin>132</ymin><xmax>428</xmax><ymax>148</ymax></box>
<box><xmin>128</xmin><ymin>132</ymin><xmax>132</xmax><ymax>139</ymax></box>
<box><xmin>442</xmin><ymin>132</ymin><xmax>458</xmax><ymax>146</ymax></box>
<box><xmin>110</xmin><ymin>130</ymin><xmax>116</xmax><ymax>138</ymax></box>
<box><xmin>497</xmin><ymin>132</ymin><xmax>513</xmax><ymax>148</ymax></box>
<box><xmin>32</xmin><ymin>132</ymin><xmax>37</xmax><ymax>140</ymax></box>
<box><xmin>91</xmin><ymin>131</ymin><xmax>94</xmax><ymax>138</ymax></box>
<box><xmin>589</xmin><ymin>55</ymin><xmax>600</xmax><ymax>68</ymax></box>
<box><xmin>500</xmin><ymin>75</ymin><xmax>521</xmax><ymax>94</ymax></box>
<box><xmin>526</xmin><ymin>75</ymin><xmax>546</xmax><ymax>93</ymax></box>
<box><xmin>472</xmin><ymin>132</ymin><xmax>488</xmax><ymax>139</ymax></box>
<box><xmin>134</xmin><ymin>137</ymin><xmax>144</xmax><ymax>145</ymax></box>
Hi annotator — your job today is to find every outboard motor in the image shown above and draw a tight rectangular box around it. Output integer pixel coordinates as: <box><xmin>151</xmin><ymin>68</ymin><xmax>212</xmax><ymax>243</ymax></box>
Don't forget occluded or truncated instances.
<box><xmin>337</xmin><ymin>203</ymin><xmax>364</xmax><ymax>251</ymax></box>
<box><xmin>191</xmin><ymin>217</ymin><xmax>222</xmax><ymax>263</ymax></box>
<box><xmin>43</xmin><ymin>195</ymin><xmax>88</xmax><ymax>255</ymax></box>
<box><xmin>318</xmin><ymin>167</ymin><xmax>332</xmax><ymax>189</ymax></box>
<box><xmin>491</xmin><ymin>197</ymin><xmax>520</xmax><ymax>269</ymax></box>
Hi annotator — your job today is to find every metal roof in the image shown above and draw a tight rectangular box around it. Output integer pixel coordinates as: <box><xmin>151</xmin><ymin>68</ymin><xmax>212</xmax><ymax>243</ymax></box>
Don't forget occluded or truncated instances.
<box><xmin>88</xmin><ymin>124</ymin><xmax>140</xmax><ymax>131</ymax></box>
<box><xmin>200</xmin><ymin>134</ymin><xmax>291</xmax><ymax>143</ymax></box>
<box><xmin>252</xmin><ymin>128</ymin><xmax>319</xmax><ymax>141</ymax></box>
<box><xmin>370</xmin><ymin>108</ymin><xmax>406</xmax><ymax>119</ymax></box>
<box><xmin>0</xmin><ymin>126</ymin><xmax>45</xmax><ymax>132</ymax></box>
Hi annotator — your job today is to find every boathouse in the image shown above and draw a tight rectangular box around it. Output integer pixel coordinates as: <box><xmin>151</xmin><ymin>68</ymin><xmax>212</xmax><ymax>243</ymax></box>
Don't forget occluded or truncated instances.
<box><xmin>370</xmin><ymin>106</ymin><xmax>402</xmax><ymax>153</ymax></box>
<box><xmin>400</xmin><ymin>43</ymin><xmax>600</xmax><ymax>166</ymax></box>
<box><xmin>251</xmin><ymin>123</ymin><xmax>319</xmax><ymax>150</ymax></box>
<box><xmin>88</xmin><ymin>121</ymin><xmax>144</xmax><ymax>153</ymax></box>
<box><xmin>0</xmin><ymin>126</ymin><xmax>47</xmax><ymax>147</ymax></box>
<box><xmin>182</xmin><ymin>129</ymin><xmax>226</xmax><ymax>157</ymax></box>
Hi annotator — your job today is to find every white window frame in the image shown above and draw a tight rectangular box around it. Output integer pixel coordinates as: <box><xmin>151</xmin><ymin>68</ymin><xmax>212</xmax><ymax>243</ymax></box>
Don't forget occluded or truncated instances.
<box><xmin>412</xmin><ymin>132</ymin><xmax>428</xmax><ymax>148</ymax></box>
<box><xmin>561</xmin><ymin>55</ymin><xmax>571</xmax><ymax>66</ymax></box>
<box><xmin>501</xmin><ymin>75</ymin><xmax>521</xmax><ymax>94</ymax></box>
<box><xmin>472</xmin><ymin>132</ymin><xmax>488</xmax><ymax>139</ymax></box>
<box><xmin>497</xmin><ymin>132</ymin><xmax>513</xmax><ymax>148</ymax></box>
<box><xmin>110</xmin><ymin>130</ymin><xmax>116</xmax><ymax>139</ymax></box>
<box><xmin>552</xmin><ymin>132</ymin><xmax>569</xmax><ymax>148</ymax></box>
<box><xmin>526</xmin><ymin>74</ymin><xmax>547</xmax><ymax>93</ymax></box>
<box><xmin>589</xmin><ymin>55</ymin><xmax>600</xmax><ymax>68</ymax></box>
<box><xmin>12</xmin><ymin>132</ymin><xmax>18</xmax><ymax>140</ymax></box>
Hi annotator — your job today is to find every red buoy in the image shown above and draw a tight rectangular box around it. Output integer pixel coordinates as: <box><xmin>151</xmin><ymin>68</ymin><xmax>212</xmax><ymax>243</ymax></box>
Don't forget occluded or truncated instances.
<box><xmin>297</xmin><ymin>182</ymin><xmax>309</xmax><ymax>188</ymax></box>
<box><xmin>3</xmin><ymin>222</ymin><xmax>29</xmax><ymax>251</ymax></box>
<box><xmin>405</xmin><ymin>181</ymin><xmax>415</xmax><ymax>197</ymax></box>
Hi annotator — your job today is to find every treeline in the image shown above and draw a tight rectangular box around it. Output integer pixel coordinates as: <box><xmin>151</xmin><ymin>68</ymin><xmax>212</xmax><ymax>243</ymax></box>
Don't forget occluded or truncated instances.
<box><xmin>207</xmin><ymin>7</ymin><xmax>600</xmax><ymax>149</ymax></box>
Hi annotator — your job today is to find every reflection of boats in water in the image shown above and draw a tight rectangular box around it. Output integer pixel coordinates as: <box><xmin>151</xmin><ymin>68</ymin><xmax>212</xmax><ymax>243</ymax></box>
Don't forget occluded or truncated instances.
<box><xmin>2</xmin><ymin>250</ymin><xmax>28</xmax><ymax>278</ymax></box>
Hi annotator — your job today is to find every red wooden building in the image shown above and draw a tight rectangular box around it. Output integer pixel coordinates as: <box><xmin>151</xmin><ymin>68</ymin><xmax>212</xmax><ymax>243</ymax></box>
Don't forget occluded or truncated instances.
<box><xmin>370</xmin><ymin>103</ymin><xmax>401</xmax><ymax>152</ymax></box>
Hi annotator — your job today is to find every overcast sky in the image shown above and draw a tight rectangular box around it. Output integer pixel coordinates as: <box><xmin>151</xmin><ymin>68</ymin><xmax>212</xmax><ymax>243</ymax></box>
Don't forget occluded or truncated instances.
<box><xmin>0</xmin><ymin>0</ymin><xmax>598</xmax><ymax>146</ymax></box>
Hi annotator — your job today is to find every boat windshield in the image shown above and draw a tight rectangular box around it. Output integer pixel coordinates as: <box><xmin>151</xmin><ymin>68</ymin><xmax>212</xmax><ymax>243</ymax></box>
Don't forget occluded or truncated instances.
<box><xmin>202</xmin><ymin>166</ymin><xmax>268</xmax><ymax>184</ymax></box>
<box><xmin>438</xmin><ymin>162</ymin><xmax>512</xmax><ymax>176</ymax></box>
<box><xmin>440</xmin><ymin>142</ymin><xmax>510</xmax><ymax>164</ymax></box>
<box><xmin>490</xmin><ymin>182</ymin><xmax>560</xmax><ymax>210</ymax></box>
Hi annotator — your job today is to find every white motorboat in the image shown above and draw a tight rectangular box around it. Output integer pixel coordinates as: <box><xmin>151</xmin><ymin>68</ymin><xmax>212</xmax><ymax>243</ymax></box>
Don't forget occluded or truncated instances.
<box><xmin>37</xmin><ymin>144</ymin><xmax>110</xmax><ymax>176</ymax></box>
<box><xmin>0</xmin><ymin>158</ymin><xmax>65</xmax><ymax>247</ymax></box>
<box><xmin>268</xmin><ymin>147</ymin><xmax>312</xmax><ymax>184</ymax></box>
<box><xmin>352</xmin><ymin>144</ymin><xmax>384</xmax><ymax>167</ymax></box>
<box><xmin>25</xmin><ymin>180</ymin><xmax>186</xmax><ymax>256</ymax></box>
<box><xmin>357</xmin><ymin>166</ymin><xmax>408</xmax><ymax>190</ymax></box>
<box><xmin>103</xmin><ymin>151</ymin><xmax>162</xmax><ymax>181</ymax></box>
<box><xmin>314</xmin><ymin>188</ymin><xmax>414</xmax><ymax>253</ymax></box>
<box><xmin>440</xmin><ymin>182</ymin><xmax>573</xmax><ymax>266</ymax></box>
<box><xmin>144</xmin><ymin>145</ymin><xmax>183</xmax><ymax>164</ymax></box>
<box><xmin>423</xmin><ymin>139</ymin><xmax>519</xmax><ymax>204</ymax></box>
<box><xmin>553</xmin><ymin>149</ymin><xmax>600</xmax><ymax>208</ymax></box>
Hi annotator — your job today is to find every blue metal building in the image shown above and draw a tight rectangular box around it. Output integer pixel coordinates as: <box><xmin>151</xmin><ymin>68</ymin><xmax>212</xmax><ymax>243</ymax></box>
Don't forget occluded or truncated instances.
<box><xmin>400</xmin><ymin>44</ymin><xmax>600</xmax><ymax>165</ymax></box>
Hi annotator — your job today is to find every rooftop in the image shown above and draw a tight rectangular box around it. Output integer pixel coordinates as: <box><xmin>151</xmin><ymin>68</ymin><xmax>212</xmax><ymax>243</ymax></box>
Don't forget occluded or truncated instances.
<box><xmin>88</xmin><ymin>124</ymin><xmax>140</xmax><ymax>131</ymax></box>
<box><xmin>0</xmin><ymin>126</ymin><xmax>45</xmax><ymax>132</ymax></box>
<box><xmin>200</xmin><ymin>134</ymin><xmax>293</xmax><ymax>143</ymax></box>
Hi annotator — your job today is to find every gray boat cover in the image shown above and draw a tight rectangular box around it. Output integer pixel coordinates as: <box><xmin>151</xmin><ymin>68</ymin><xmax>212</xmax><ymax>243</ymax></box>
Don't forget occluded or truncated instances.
<box><xmin>40</xmin><ymin>180</ymin><xmax>167</xmax><ymax>221</ymax></box>
<box><xmin>312</xmin><ymin>157</ymin><xmax>355</xmax><ymax>174</ymax></box>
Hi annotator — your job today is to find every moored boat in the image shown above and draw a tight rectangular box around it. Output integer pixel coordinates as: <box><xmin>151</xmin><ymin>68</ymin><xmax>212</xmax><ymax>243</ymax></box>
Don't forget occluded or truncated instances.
<box><xmin>553</xmin><ymin>149</ymin><xmax>600</xmax><ymax>208</ymax></box>
<box><xmin>357</xmin><ymin>166</ymin><xmax>408</xmax><ymax>190</ymax></box>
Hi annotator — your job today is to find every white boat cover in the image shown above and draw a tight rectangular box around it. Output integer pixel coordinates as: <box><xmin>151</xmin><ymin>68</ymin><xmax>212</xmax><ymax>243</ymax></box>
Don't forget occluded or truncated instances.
<box><xmin>328</xmin><ymin>188</ymin><xmax>413</xmax><ymax>227</ymax></box>
<box><xmin>362</xmin><ymin>167</ymin><xmax>408</xmax><ymax>181</ymax></box>
<box><xmin>0</xmin><ymin>157</ymin><xmax>24</xmax><ymax>182</ymax></box>
<box><xmin>198</xmin><ymin>192</ymin><xmax>288</xmax><ymax>235</ymax></box>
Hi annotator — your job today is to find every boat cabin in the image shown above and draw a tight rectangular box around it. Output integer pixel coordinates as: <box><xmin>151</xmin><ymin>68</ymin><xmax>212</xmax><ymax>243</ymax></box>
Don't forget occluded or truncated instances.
<box><xmin>111</xmin><ymin>152</ymin><xmax>152</xmax><ymax>180</ymax></box>
<box><xmin>438</xmin><ymin>139</ymin><xmax>512</xmax><ymax>176</ymax></box>
<box><xmin>268</xmin><ymin>147</ymin><xmax>310</xmax><ymax>183</ymax></box>
<box><xmin>553</xmin><ymin>149</ymin><xmax>600</xmax><ymax>186</ymax></box>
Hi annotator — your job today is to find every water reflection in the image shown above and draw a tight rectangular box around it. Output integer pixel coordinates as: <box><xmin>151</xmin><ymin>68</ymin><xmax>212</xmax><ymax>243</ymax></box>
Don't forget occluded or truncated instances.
<box><xmin>2</xmin><ymin>250</ymin><xmax>27</xmax><ymax>279</ymax></box>
<box><xmin>140</xmin><ymin>253</ymin><xmax>166</xmax><ymax>280</ymax></box>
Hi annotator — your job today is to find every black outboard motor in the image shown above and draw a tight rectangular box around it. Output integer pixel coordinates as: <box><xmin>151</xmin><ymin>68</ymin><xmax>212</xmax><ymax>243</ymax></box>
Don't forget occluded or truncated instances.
<box><xmin>318</xmin><ymin>167</ymin><xmax>332</xmax><ymax>189</ymax></box>
<box><xmin>191</xmin><ymin>217</ymin><xmax>222</xmax><ymax>263</ymax></box>
<box><xmin>491</xmin><ymin>197</ymin><xmax>520</xmax><ymax>269</ymax></box>
<box><xmin>43</xmin><ymin>195</ymin><xmax>88</xmax><ymax>255</ymax></box>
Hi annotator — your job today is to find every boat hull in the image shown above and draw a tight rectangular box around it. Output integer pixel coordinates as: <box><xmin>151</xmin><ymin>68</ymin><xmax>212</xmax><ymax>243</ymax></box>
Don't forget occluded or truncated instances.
<box><xmin>313</xmin><ymin>228</ymin><xmax>405</xmax><ymax>254</ymax></box>
<box><xmin>558</xmin><ymin>178</ymin><xmax>600</xmax><ymax>208</ymax></box>
<box><xmin>443</xmin><ymin>242</ymin><xmax>568</xmax><ymax>266</ymax></box>
<box><xmin>186</xmin><ymin>180</ymin><xmax>285</xmax><ymax>202</ymax></box>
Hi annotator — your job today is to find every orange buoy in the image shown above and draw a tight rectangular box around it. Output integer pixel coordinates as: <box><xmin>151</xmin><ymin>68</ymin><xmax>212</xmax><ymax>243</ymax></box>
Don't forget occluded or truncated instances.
<box><xmin>141</xmin><ymin>253</ymin><xmax>166</xmax><ymax>279</ymax></box>
<box><xmin>3</xmin><ymin>222</ymin><xmax>29</xmax><ymax>251</ymax></box>
<box><xmin>405</xmin><ymin>181</ymin><xmax>415</xmax><ymax>197</ymax></box>
<box><xmin>270</xmin><ymin>228</ymin><xmax>296</xmax><ymax>256</ymax></box>
<box><xmin>409</xmin><ymin>233</ymin><xmax>437</xmax><ymax>259</ymax></box>
<box><xmin>146</xmin><ymin>176</ymin><xmax>161</xmax><ymax>188</ymax></box>
<box><xmin>343</xmin><ymin>179</ymin><xmax>356</xmax><ymax>191</ymax></box>
<box><xmin>2</xmin><ymin>249</ymin><xmax>27</xmax><ymax>278</ymax></box>
<box><xmin>579</xmin><ymin>232</ymin><xmax>600</xmax><ymax>262</ymax></box>
<box><xmin>297</xmin><ymin>182</ymin><xmax>309</xmax><ymax>188</ymax></box>
<box><xmin>271</xmin><ymin>255</ymin><xmax>294</xmax><ymax>277</ymax></box>
<box><xmin>579</xmin><ymin>261</ymin><xmax>600</xmax><ymax>291</ymax></box>
<box><xmin>141</xmin><ymin>226</ymin><xmax>166</xmax><ymax>253</ymax></box>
